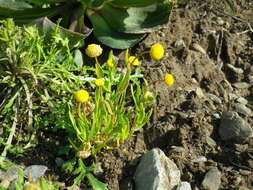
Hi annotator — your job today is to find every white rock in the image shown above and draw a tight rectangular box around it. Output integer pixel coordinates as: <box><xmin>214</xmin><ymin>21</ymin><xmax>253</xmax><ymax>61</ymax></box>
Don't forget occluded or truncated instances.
<box><xmin>202</xmin><ymin>168</ymin><xmax>221</xmax><ymax>190</ymax></box>
<box><xmin>134</xmin><ymin>148</ymin><xmax>181</xmax><ymax>190</ymax></box>
<box><xmin>192</xmin><ymin>156</ymin><xmax>207</xmax><ymax>163</ymax></box>
<box><xmin>176</xmin><ymin>181</ymin><xmax>192</xmax><ymax>190</ymax></box>
<box><xmin>236</xmin><ymin>97</ymin><xmax>248</xmax><ymax>105</ymax></box>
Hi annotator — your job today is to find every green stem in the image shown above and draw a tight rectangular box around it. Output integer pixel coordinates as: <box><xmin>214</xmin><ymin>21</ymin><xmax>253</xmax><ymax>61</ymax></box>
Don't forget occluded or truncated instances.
<box><xmin>1</xmin><ymin>97</ymin><xmax>19</xmax><ymax>160</ymax></box>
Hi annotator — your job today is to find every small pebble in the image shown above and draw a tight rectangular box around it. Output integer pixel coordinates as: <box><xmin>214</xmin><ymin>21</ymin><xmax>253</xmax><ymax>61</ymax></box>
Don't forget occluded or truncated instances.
<box><xmin>93</xmin><ymin>162</ymin><xmax>104</xmax><ymax>176</ymax></box>
<box><xmin>206</xmin><ymin>136</ymin><xmax>217</xmax><ymax>147</ymax></box>
<box><xmin>227</xmin><ymin>64</ymin><xmax>244</xmax><ymax>74</ymax></box>
<box><xmin>202</xmin><ymin>168</ymin><xmax>221</xmax><ymax>190</ymax></box>
<box><xmin>192</xmin><ymin>43</ymin><xmax>206</xmax><ymax>55</ymax></box>
<box><xmin>24</xmin><ymin>165</ymin><xmax>48</xmax><ymax>182</ymax></box>
<box><xmin>219</xmin><ymin>111</ymin><xmax>253</xmax><ymax>142</ymax></box>
<box><xmin>232</xmin><ymin>103</ymin><xmax>252</xmax><ymax>116</ymax></box>
<box><xmin>228</xmin><ymin>93</ymin><xmax>238</xmax><ymax>100</ymax></box>
<box><xmin>192</xmin><ymin>156</ymin><xmax>207</xmax><ymax>163</ymax></box>
<box><xmin>212</xmin><ymin>113</ymin><xmax>220</xmax><ymax>119</ymax></box>
<box><xmin>232</xmin><ymin>82</ymin><xmax>250</xmax><ymax>89</ymax></box>
<box><xmin>174</xmin><ymin>39</ymin><xmax>186</xmax><ymax>49</ymax></box>
<box><xmin>195</xmin><ymin>87</ymin><xmax>205</xmax><ymax>99</ymax></box>
<box><xmin>216</xmin><ymin>17</ymin><xmax>225</xmax><ymax>25</ymax></box>
<box><xmin>236</xmin><ymin>97</ymin><xmax>248</xmax><ymax>105</ymax></box>
<box><xmin>238</xmin><ymin>187</ymin><xmax>249</xmax><ymax>190</ymax></box>
<box><xmin>205</xmin><ymin>93</ymin><xmax>222</xmax><ymax>104</ymax></box>
<box><xmin>176</xmin><ymin>181</ymin><xmax>192</xmax><ymax>190</ymax></box>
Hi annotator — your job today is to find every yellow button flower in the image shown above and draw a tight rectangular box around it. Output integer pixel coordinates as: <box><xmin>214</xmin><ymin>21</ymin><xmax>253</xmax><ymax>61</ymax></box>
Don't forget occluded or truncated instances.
<box><xmin>150</xmin><ymin>43</ymin><xmax>164</xmax><ymax>61</ymax></box>
<box><xmin>75</xmin><ymin>90</ymin><xmax>89</xmax><ymax>103</ymax></box>
<box><xmin>128</xmin><ymin>56</ymin><xmax>139</xmax><ymax>66</ymax></box>
<box><xmin>107</xmin><ymin>58</ymin><xmax>114</xmax><ymax>67</ymax></box>
<box><xmin>95</xmin><ymin>78</ymin><xmax>104</xmax><ymax>87</ymax></box>
<box><xmin>164</xmin><ymin>74</ymin><xmax>174</xmax><ymax>86</ymax></box>
<box><xmin>85</xmin><ymin>44</ymin><xmax>103</xmax><ymax>58</ymax></box>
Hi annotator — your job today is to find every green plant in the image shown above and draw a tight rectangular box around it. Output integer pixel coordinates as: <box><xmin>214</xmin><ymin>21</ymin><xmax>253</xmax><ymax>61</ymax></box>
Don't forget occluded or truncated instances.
<box><xmin>62</xmin><ymin>158</ymin><xmax>108</xmax><ymax>190</ymax></box>
<box><xmin>0</xmin><ymin>0</ymin><xmax>174</xmax><ymax>49</ymax></box>
<box><xmin>0</xmin><ymin>19</ymin><xmax>84</xmax><ymax>163</ymax></box>
<box><xmin>67</xmin><ymin>45</ymin><xmax>155</xmax><ymax>159</ymax></box>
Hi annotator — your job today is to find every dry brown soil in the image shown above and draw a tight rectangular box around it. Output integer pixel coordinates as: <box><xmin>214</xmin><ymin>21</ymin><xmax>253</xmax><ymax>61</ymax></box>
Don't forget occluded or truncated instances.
<box><xmin>98</xmin><ymin>0</ymin><xmax>253</xmax><ymax>189</ymax></box>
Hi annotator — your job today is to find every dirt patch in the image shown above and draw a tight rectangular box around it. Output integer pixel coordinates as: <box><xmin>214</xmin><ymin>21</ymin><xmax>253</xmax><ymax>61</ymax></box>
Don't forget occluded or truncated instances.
<box><xmin>99</xmin><ymin>0</ymin><xmax>253</xmax><ymax>189</ymax></box>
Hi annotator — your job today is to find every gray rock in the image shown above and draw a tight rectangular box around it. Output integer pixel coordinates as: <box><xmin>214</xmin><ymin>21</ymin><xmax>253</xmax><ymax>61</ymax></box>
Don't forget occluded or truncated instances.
<box><xmin>219</xmin><ymin>111</ymin><xmax>253</xmax><ymax>142</ymax></box>
<box><xmin>192</xmin><ymin>156</ymin><xmax>207</xmax><ymax>163</ymax></box>
<box><xmin>238</xmin><ymin>187</ymin><xmax>249</xmax><ymax>190</ymax></box>
<box><xmin>0</xmin><ymin>165</ymin><xmax>21</xmax><ymax>188</ymax></box>
<box><xmin>232</xmin><ymin>103</ymin><xmax>252</xmax><ymax>116</ymax></box>
<box><xmin>216</xmin><ymin>17</ymin><xmax>225</xmax><ymax>25</ymax></box>
<box><xmin>93</xmin><ymin>162</ymin><xmax>104</xmax><ymax>176</ymax></box>
<box><xmin>205</xmin><ymin>93</ymin><xmax>222</xmax><ymax>104</ymax></box>
<box><xmin>174</xmin><ymin>39</ymin><xmax>186</xmax><ymax>49</ymax></box>
<box><xmin>227</xmin><ymin>64</ymin><xmax>244</xmax><ymax>74</ymax></box>
<box><xmin>236</xmin><ymin>97</ymin><xmax>248</xmax><ymax>105</ymax></box>
<box><xmin>24</xmin><ymin>165</ymin><xmax>47</xmax><ymax>182</ymax></box>
<box><xmin>202</xmin><ymin>168</ymin><xmax>221</xmax><ymax>190</ymax></box>
<box><xmin>134</xmin><ymin>148</ymin><xmax>180</xmax><ymax>190</ymax></box>
<box><xmin>232</xmin><ymin>82</ymin><xmax>249</xmax><ymax>89</ymax></box>
<box><xmin>55</xmin><ymin>157</ymin><xmax>64</xmax><ymax>167</ymax></box>
<box><xmin>228</xmin><ymin>93</ymin><xmax>238</xmax><ymax>100</ymax></box>
<box><xmin>0</xmin><ymin>166</ymin><xmax>20</xmax><ymax>185</ymax></box>
<box><xmin>206</xmin><ymin>137</ymin><xmax>217</xmax><ymax>147</ymax></box>
<box><xmin>176</xmin><ymin>181</ymin><xmax>192</xmax><ymax>190</ymax></box>
<box><xmin>212</xmin><ymin>113</ymin><xmax>220</xmax><ymax>119</ymax></box>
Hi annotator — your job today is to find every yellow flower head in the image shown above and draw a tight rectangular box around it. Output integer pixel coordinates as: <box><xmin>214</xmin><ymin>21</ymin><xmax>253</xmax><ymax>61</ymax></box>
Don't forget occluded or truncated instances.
<box><xmin>150</xmin><ymin>43</ymin><xmax>165</xmax><ymax>61</ymax></box>
<box><xmin>75</xmin><ymin>90</ymin><xmax>89</xmax><ymax>103</ymax></box>
<box><xmin>128</xmin><ymin>56</ymin><xmax>139</xmax><ymax>66</ymax></box>
<box><xmin>95</xmin><ymin>78</ymin><xmax>104</xmax><ymax>87</ymax></box>
<box><xmin>164</xmin><ymin>74</ymin><xmax>174</xmax><ymax>86</ymax></box>
<box><xmin>107</xmin><ymin>58</ymin><xmax>114</xmax><ymax>67</ymax></box>
<box><xmin>85</xmin><ymin>44</ymin><xmax>103</xmax><ymax>58</ymax></box>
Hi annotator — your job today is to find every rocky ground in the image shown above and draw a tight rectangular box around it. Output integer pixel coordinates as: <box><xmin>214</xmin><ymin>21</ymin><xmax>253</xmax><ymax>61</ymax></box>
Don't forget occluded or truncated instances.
<box><xmin>98</xmin><ymin>0</ymin><xmax>253</xmax><ymax>189</ymax></box>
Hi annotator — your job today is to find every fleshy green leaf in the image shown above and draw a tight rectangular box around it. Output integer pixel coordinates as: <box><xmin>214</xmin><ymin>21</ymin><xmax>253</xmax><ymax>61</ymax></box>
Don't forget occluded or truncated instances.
<box><xmin>87</xmin><ymin>9</ymin><xmax>145</xmax><ymax>49</ymax></box>
<box><xmin>32</xmin><ymin>17</ymin><xmax>91</xmax><ymax>48</ymax></box>
<box><xmin>87</xmin><ymin>173</ymin><xmax>108</xmax><ymax>190</ymax></box>
<box><xmin>110</xmin><ymin>0</ymin><xmax>162</xmax><ymax>7</ymax></box>
<box><xmin>0</xmin><ymin>0</ymin><xmax>31</xmax><ymax>9</ymax></box>
<box><xmin>25</xmin><ymin>0</ymin><xmax>68</xmax><ymax>6</ymax></box>
<box><xmin>0</xmin><ymin>5</ymin><xmax>65</xmax><ymax>24</ymax></box>
<box><xmin>89</xmin><ymin>0</ymin><xmax>108</xmax><ymax>8</ymax></box>
<box><xmin>99</xmin><ymin>3</ymin><xmax>172</xmax><ymax>34</ymax></box>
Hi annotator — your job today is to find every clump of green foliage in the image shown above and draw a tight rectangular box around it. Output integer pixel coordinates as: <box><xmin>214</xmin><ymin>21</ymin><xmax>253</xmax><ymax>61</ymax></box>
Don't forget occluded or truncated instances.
<box><xmin>68</xmin><ymin>46</ymin><xmax>155</xmax><ymax>159</ymax></box>
<box><xmin>0</xmin><ymin>18</ymin><xmax>83</xmax><ymax>162</ymax></box>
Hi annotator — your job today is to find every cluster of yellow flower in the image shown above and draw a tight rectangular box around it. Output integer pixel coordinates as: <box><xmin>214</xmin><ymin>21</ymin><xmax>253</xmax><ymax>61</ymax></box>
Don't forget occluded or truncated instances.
<box><xmin>75</xmin><ymin>43</ymin><xmax>174</xmax><ymax>103</ymax></box>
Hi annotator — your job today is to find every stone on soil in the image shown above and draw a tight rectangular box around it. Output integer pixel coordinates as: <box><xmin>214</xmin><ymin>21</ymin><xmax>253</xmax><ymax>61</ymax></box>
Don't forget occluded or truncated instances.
<box><xmin>232</xmin><ymin>82</ymin><xmax>249</xmax><ymax>89</ymax></box>
<box><xmin>236</xmin><ymin>97</ymin><xmax>248</xmax><ymax>105</ymax></box>
<box><xmin>24</xmin><ymin>165</ymin><xmax>48</xmax><ymax>182</ymax></box>
<box><xmin>176</xmin><ymin>181</ymin><xmax>192</xmax><ymax>190</ymax></box>
<box><xmin>134</xmin><ymin>148</ymin><xmax>180</xmax><ymax>190</ymax></box>
<box><xmin>205</xmin><ymin>93</ymin><xmax>222</xmax><ymax>104</ymax></box>
<box><xmin>219</xmin><ymin>111</ymin><xmax>253</xmax><ymax>142</ymax></box>
<box><xmin>232</xmin><ymin>103</ymin><xmax>252</xmax><ymax>116</ymax></box>
<box><xmin>201</xmin><ymin>168</ymin><xmax>221</xmax><ymax>190</ymax></box>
